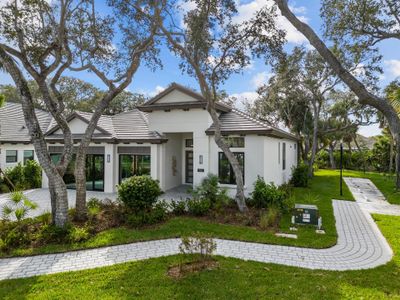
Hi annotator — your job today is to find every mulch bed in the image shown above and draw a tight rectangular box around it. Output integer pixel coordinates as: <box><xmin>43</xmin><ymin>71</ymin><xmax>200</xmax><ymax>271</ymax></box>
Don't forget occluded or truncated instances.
<box><xmin>167</xmin><ymin>259</ymin><xmax>219</xmax><ymax>279</ymax></box>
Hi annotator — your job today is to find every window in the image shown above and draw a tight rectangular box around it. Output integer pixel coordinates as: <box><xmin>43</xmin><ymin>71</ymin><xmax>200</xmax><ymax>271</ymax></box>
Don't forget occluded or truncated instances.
<box><xmin>23</xmin><ymin>150</ymin><xmax>34</xmax><ymax>164</ymax></box>
<box><xmin>185</xmin><ymin>139</ymin><xmax>193</xmax><ymax>148</ymax></box>
<box><xmin>223</xmin><ymin>137</ymin><xmax>245</xmax><ymax>148</ymax></box>
<box><xmin>119</xmin><ymin>154</ymin><xmax>151</xmax><ymax>182</ymax></box>
<box><xmin>218</xmin><ymin>152</ymin><xmax>244</xmax><ymax>185</ymax></box>
<box><xmin>6</xmin><ymin>150</ymin><xmax>17</xmax><ymax>163</ymax></box>
<box><xmin>282</xmin><ymin>142</ymin><xmax>286</xmax><ymax>170</ymax></box>
<box><xmin>278</xmin><ymin>142</ymin><xmax>280</xmax><ymax>164</ymax></box>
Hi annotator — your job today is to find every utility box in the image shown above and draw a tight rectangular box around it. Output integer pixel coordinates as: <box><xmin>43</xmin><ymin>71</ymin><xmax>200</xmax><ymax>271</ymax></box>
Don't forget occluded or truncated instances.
<box><xmin>292</xmin><ymin>204</ymin><xmax>319</xmax><ymax>226</ymax></box>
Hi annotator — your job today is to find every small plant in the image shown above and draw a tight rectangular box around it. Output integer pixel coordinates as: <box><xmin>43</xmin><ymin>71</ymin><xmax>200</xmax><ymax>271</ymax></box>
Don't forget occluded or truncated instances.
<box><xmin>68</xmin><ymin>226</ymin><xmax>90</xmax><ymax>243</ymax></box>
<box><xmin>2</xmin><ymin>191</ymin><xmax>38</xmax><ymax>222</ymax></box>
<box><xmin>126</xmin><ymin>201</ymin><xmax>168</xmax><ymax>228</ymax></box>
<box><xmin>23</xmin><ymin>160</ymin><xmax>42</xmax><ymax>189</ymax></box>
<box><xmin>39</xmin><ymin>224</ymin><xmax>70</xmax><ymax>244</ymax></box>
<box><xmin>249</xmin><ymin>177</ymin><xmax>287</xmax><ymax>209</ymax></box>
<box><xmin>187</xmin><ymin>198</ymin><xmax>211</xmax><ymax>216</ymax></box>
<box><xmin>36</xmin><ymin>212</ymin><xmax>52</xmax><ymax>225</ymax></box>
<box><xmin>87</xmin><ymin>198</ymin><xmax>102</xmax><ymax>219</ymax></box>
<box><xmin>117</xmin><ymin>176</ymin><xmax>162</xmax><ymax>213</ymax></box>
<box><xmin>259</xmin><ymin>207</ymin><xmax>280</xmax><ymax>230</ymax></box>
<box><xmin>170</xmin><ymin>200</ymin><xmax>186</xmax><ymax>215</ymax></box>
<box><xmin>192</xmin><ymin>173</ymin><xmax>230</xmax><ymax>208</ymax></box>
<box><xmin>179</xmin><ymin>233</ymin><xmax>216</xmax><ymax>262</ymax></box>
<box><xmin>291</xmin><ymin>164</ymin><xmax>309</xmax><ymax>187</ymax></box>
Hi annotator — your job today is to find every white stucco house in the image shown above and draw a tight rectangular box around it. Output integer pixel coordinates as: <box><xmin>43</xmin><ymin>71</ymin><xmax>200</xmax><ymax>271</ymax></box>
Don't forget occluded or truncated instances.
<box><xmin>0</xmin><ymin>83</ymin><xmax>298</xmax><ymax>196</ymax></box>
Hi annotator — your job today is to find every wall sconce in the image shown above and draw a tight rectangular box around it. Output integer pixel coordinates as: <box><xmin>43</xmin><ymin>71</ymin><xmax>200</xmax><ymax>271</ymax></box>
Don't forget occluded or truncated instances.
<box><xmin>199</xmin><ymin>155</ymin><xmax>203</xmax><ymax>165</ymax></box>
<box><xmin>107</xmin><ymin>154</ymin><xmax>111</xmax><ymax>163</ymax></box>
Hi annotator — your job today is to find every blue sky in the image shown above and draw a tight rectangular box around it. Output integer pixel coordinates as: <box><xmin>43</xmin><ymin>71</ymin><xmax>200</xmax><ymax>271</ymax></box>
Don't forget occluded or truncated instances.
<box><xmin>1</xmin><ymin>0</ymin><xmax>399</xmax><ymax>136</ymax></box>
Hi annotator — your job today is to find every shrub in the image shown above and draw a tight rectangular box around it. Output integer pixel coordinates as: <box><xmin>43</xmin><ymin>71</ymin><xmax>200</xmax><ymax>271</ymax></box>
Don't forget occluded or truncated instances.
<box><xmin>39</xmin><ymin>224</ymin><xmax>70</xmax><ymax>244</ymax></box>
<box><xmin>2</xmin><ymin>191</ymin><xmax>38</xmax><ymax>222</ymax></box>
<box><xmin>4</xmin><ymin>163</ymin><xmax>24</xmax><ymax>190</ymax></box>
<box><xmin>249</xmin><ymin>177</ymin><xmax>287</xmax><ymax>209</ymax></box>
<box><xmin>192</xmin><ymin>173</ymin><xmax>230</xmax><ymax>208</ymax></box>
<box><xmin>87</xmin><ymin>198</ymin><xmax>102</xmax><ymax>220</ymax></box>
<box><xmin>259</xmin><ymin>207</ymin><xmax>280</xmax><ymax>230</ymax></box>
<box><xmin>187</xmin><ymin>198</ymin><xmax>211</xmax><ymax>216</ymax></box>
<box><xmin>23</xmin><ymin>160</ymin><xmax>42</xmax><ymax>189</ymax></box>
<box><xmin>179</xmin><ymin>233</ymin><xmax>216</xmax><ymax>262</ymax></box>
<box><xmin>290</xmin><ymin>164</ymin><xmax>309</xmax><ymax>187</ymax></box>
<box><xmin>3</xmin><ymin>226</ymin><xmax>30</xmax><ymax>249</ymax></box>
<box><xmin>68</xmin><ymin>226</ymin><xmax>90</xmax><ymax>243</ymax></box>
<box><xmin>170</xmin><ymin>200</ymin><xmax>186</xmax><ymax>215</ymax></box>
<box><xmin>36</xmin><ymin>212</ymin><xmax>52</xmax><ymax>225</ymax></box>
<box><xmin>117</xmin><ymin>176</ymin><xmax>162</xmax><ymax>213</ymax></box>
<box><xmin>126</xmin><ymin>201</ymin><xmax>168</xmax><ymax>228</ymax></box>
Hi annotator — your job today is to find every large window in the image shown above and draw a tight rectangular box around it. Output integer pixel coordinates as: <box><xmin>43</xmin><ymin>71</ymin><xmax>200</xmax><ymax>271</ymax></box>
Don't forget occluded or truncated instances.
<box><xmin>282</xmin><ymin>142</ymin><xmax>286</xmax><ymax>170</ymax></box>
<box><xmin>23</xmin><ymin>150</ymin><xmax>34</xmax><ymax>164</ymax></box>
<box><xmin>6</xmin><ymin>150</ymin><xmax>17</xmax><ymax>163</ymax></box>
<box><xmin>218</xmin><ymin>152</ymin><xmax>244</xmax><ymax>185</ymax></box>
<box><xmin>223</xmin><ymin>137</ymin><xmax>245</xmax><ymax>148</ymax></box>
<box><xmin>119</xmin><ymin>154</ymin><xmax>151</xmax><ymax>182</ymax></box>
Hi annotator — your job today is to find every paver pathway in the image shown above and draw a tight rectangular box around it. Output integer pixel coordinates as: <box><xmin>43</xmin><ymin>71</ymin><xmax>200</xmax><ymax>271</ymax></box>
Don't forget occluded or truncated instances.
<box><xmin>0</xmin><ymin>199</ymin><xmax>393</xmax><ymax>280</ymax></box>
<box><xmin>344</xmin><ymin>177</ymin><xmax>400</xmax><ymax>216</ymax></box>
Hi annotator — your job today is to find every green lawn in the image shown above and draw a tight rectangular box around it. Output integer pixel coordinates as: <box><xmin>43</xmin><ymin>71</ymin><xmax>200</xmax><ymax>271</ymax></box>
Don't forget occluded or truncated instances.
<box><xmin>342</xmin><ymin>169</ymin><xmax>400</xmax><ymax>205</ymax></box>
<box><xmin>3</xmin><ymin>170</ymin><xmax>353</xmax><ymax>258</ymax></box>
<box><xmin>0</xmin><ymin>213</ymin><xmax>399</xmax><ymax>299</ymax></box>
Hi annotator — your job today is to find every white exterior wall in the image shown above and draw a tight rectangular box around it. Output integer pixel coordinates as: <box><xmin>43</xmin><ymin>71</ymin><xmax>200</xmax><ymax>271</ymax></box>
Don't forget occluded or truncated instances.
<box><xmin>147</xmin><ymin>108</ymin><xmax>212</xmax><ymax>190</ymax></box>
<box><xmin>54</xmin><ymin>118</ymin><xmax>101</xmax><ymax>134</ymax></box>
<box><xmin>0</xmin><ymin>144</ymin><xmax>37</xmax><ymax>170</ymax></box>
<box><xmin>264</xmin><ymin>138</ymin><xmax>298</xmax><ymax>186</ymax></box>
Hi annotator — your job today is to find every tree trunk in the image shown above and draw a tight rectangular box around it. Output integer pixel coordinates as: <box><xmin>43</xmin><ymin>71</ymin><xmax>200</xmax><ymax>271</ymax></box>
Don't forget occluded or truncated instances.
<box><xmin>328</xmin><ymin>143</ymin><xmax>336</xmax><ymax>169</ymax></box>
<box><xmin>74</xmin><ymin>151</ymin><xmax>87</xmax><ymax>221</ymax></box>
<box><xmin>275</xmin><ymin>0</ymin><xmax>400</xmax><ymax>189</ymax></box>
<box><xmin>308</xmin><ymin>103</ymin><xmax>319</xmax><ymax>177</ymax></box>
<box><xmin>389</xmin><ymin>134</ymin><xmax>394</xmax><ymax>174</ymax></box>
<box><xmin>0</xmin><ymin>47</ymin><xmax>70</xmax><ymax>227</ymax></box>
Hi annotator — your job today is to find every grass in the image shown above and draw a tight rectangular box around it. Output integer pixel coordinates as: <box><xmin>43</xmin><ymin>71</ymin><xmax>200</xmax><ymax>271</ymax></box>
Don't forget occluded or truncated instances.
<box><xmin>342</xmin><ymin>169</ymin><xmax>400</xmax><ymax>204</ymax></box>
<box><xmin>0</xmin><ymin>213</ymin><xmax>399</xmax><ymax>299</ymax></box>
<box><xmin>2</xmin><ymin>170</ymin><xmax>354</xmax><ymax>258</ymax></box>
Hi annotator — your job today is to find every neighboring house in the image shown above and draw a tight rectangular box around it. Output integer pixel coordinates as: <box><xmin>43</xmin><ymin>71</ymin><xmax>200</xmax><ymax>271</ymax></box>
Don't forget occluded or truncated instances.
<box><xmin>0</xmin><ymin>83</ymin><xmax>298</xmax><ymax>196</ymax></box>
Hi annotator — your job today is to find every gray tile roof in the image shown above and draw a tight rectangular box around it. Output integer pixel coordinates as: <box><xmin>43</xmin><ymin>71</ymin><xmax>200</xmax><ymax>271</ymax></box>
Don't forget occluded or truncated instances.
<box><xmin>206</xmin><ymin>109</ymin><xmax>298</xmax><ymax>141</ymax></box>
<box><xmin>0</xmin><ymin>102</ymin><xmax>52</xmax><ymax>143</ymax></box>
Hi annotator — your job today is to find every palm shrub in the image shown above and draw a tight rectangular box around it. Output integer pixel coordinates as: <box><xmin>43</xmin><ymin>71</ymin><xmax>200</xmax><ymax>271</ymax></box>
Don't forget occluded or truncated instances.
<box><xmin>2</xmin><ymin>191</ymin><xmax>38</xmax><ymax>222</ymax></box>
<box><xmin>117</xmin><ymin>176</ymin><xmax>162</xmax><ymax>213</ymax></box>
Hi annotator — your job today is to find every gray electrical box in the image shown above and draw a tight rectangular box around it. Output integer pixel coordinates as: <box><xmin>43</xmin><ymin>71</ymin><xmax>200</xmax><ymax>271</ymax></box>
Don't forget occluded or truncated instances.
<box><xmin>292</xmin><ymin>204</ymin><xmax>319</xmax><ymax>226</ymax></box>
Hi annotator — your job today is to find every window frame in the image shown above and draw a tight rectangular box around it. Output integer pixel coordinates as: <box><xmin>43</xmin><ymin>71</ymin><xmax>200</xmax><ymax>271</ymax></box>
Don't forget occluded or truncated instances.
<box><xmin>223</xmin><ymin>136</ymin><xmax>245</xmax><ymax>148</ymax></box>
<box><xmin>218</xmin><ymin>152</ymin><xmax>245</xmax><ymax>185</ymax></box>
<box><xmin>282</xmin><ymin>142</ymin><xmax>286</xmax><ymax>170</ymax></box>
<box><xmin>23</xmin><ymin>150</ymin><xmax>35</xmax><ymax>164</ymax></box>
<box><xmin>6</xmin><ymin>150</ymin><xmax>18</xmax><ymax>163</ymax></box>
<box><xmin>185</xmin><ymin>139</ymin><xmax>193</xmax><ymax>148</ymax></box>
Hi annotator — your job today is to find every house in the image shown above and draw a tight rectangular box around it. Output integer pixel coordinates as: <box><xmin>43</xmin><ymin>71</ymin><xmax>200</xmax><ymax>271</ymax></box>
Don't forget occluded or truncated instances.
<box><xmin>0</xmin><ymin>83</ymin><xmax>298</xmax><ymax>196</ymax></box>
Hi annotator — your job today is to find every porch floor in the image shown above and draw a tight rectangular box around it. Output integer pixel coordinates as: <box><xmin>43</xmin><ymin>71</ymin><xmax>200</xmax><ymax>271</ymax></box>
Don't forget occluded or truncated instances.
<box><xmin>159</xmin><ymin>185</ymin><xmax>193</xmax><ymax>202</ymax></box>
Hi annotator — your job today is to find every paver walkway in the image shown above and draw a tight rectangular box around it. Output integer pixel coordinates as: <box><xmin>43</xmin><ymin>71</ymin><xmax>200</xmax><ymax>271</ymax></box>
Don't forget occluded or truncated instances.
<box><xmin>0</xmin><ymin>199</ymin><xmax>393</xmax><ymax>280</ymax></box>
<box><xmin>344</xmin><ymin>177</ymin><xmax>400</xmax><ymax>216</ymax></box>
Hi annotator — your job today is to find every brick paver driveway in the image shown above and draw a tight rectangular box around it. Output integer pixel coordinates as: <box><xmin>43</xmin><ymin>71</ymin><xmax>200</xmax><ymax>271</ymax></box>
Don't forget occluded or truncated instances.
<box><xmin>0</xmin><ymin>199</ymin><xmax>393</xmax><ymax>280</ymax></box>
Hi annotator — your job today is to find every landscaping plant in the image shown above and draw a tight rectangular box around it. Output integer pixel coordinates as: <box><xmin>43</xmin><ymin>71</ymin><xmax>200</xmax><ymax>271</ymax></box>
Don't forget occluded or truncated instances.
<box><xmin>1</xmin><ymin>191</ymin><xmax>38</xmax><ymax>222</ymax></box>
<box><xmin>291</xmin><ymin>164</ymin><xmax>309</xmax><ymax>187</ymax></box>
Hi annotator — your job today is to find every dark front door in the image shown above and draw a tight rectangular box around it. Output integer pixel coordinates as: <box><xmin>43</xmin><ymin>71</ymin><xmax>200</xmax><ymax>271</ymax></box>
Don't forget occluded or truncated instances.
<box><xmin>185</xmin><ymin>151</ymin><xmax>193</xmax><ymax>184</ymax></box>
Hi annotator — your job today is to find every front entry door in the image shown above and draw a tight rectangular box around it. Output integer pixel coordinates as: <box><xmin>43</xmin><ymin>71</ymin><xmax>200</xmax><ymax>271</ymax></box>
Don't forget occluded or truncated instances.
<box><xmin>185</xmin><ymin>151</ymin><xmax>193</xmax><ymax>184</ymax></box>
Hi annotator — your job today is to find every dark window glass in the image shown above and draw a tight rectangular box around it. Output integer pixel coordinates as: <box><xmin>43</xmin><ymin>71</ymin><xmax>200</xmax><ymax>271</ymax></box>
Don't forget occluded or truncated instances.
<box><xmin>119</xmin><ymin>154</ymin><xmax>151</xmax><ymax>182</ymax></box>
<box><xmin>50</xmin><ymin>153</ymin><xmax>105</xmax><ymax>191</ymax></box>
<box><xmin>224</xmin><ymin>137</ymin><xmax>245</xmax><ymax>148</ymax></box>
<box><xmin>6</xmin><ymin>150</ymin><xmax>17</xmax><ymax>163</ymax></box>
<box><xmin>218</xmin><ymin>152</ymin><xmax>244</xmax><ymax>184</ymax></box>
<box><xmin>23</xmin><ymin>150</ymin><xmax>34</xmax><ymax>164</ymax></box>
<box><xmin>282</xmin><ymin>142</ymin><xmax>286</xmax><ymax>170</ymax></box>
<box><xmin>185</xmin><ymin>139</ymin><xmax>193</xmax><ymax>148</ymax></box>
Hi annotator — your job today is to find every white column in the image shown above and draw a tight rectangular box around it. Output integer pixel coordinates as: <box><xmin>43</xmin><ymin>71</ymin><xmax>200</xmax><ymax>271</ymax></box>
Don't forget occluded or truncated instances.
<box><xmin>103</xmin><ymin>144</ymin><xmax>114</xmax><ymax>193</ymax></box>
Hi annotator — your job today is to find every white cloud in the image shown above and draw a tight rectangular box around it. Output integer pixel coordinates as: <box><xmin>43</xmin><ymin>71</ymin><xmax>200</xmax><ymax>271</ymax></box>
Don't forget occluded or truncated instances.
<box><xmin>232</xmin><ymin>0</ymin><xmax>308</xmax><ymax>44</ymax></box>
<box><xmin>358</xmin><ymin>123</ymin><xmax>382</xmax><ymax>137</ymax></box>
<box><xmin>231</xmin><ymin>91</ymin><xmax>259</xmax><ymax>109</ymax></box>
<box><xmin>385</xmin><ymin>60</ymin><xmax>400</xmax><ymax>77</ymax></box>
<box><xmin>149</xmin><ymin>85</ymin><xmax>166</xmax><ymax>97</ymax></box>
<box><xmin>251</xmin><ymin>71</ymin><xmax>272</xmax><ymax>88</ymax></box>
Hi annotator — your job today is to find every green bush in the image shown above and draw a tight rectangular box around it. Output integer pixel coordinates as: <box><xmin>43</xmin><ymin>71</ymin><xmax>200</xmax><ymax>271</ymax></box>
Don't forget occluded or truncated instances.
<box><xmin>290</xmin><ymin>164</ymin><xmax>309</xmax><ymax>187</ymax></box>
<box><xmin>23</xmin><ymin>160</ymin><xmax>42</xmax><ymax>189</ymax></box>
<box><xmin>68</xmin><ymin>226</ymin><xmax>90</xmax><ymax>243</ymax></box>
<box><xmin>187</xmin><ymin>198</ymin><xmax>211</xmax><ymax>216</ymax></box>
<box><xmin>126</xmin><ymin>201</ymin><xmax>168</xmax><ymax>228</ymax></box>
<box><xmin>259</xmin><ymin>207</ymin><xmax>280</xmax><ymax>230</ymax></box>
<box><xmin>170</xmin><ymin>200</ymin><xmax>186</xmax><ymax>215</ymax></box>
<box><xmin>2</xmin><ymin>191</ymin><xmax>38</xmax><ymax>222</ymax></box>
<box><xmin>3</xmin><ymin>226</ymin><xmax>30</xmax><ymax>249</ymax></box>
<box><xmin>4</xmin><ymin>163</ymin><xmax>24</xmax><ymax>190</ymax></box>
<box><xmin>249</xmin><ymin>177</ymin><xmax>287</xmax><ymax>209</ymax></box>
<box><xmin>117</xmin><ymin>176</ymin><xmax>162</xmax><ymax>213</ymax></box>
<box><xmin>192</xmin><ymin>173</ymin><xmax>230</xmax><ymax>208</ymax></box>
<box><xmin>39</xmin><ymin>224</ymin><xmax>70</xmax><ymax>244</ymax></box>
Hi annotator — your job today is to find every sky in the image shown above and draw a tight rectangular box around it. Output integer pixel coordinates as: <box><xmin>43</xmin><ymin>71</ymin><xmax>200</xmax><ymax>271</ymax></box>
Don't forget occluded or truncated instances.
<box><xmin>0</xmin><ymin>0</ymin><xmax>399</xmax><ymax>137</ymax></box>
